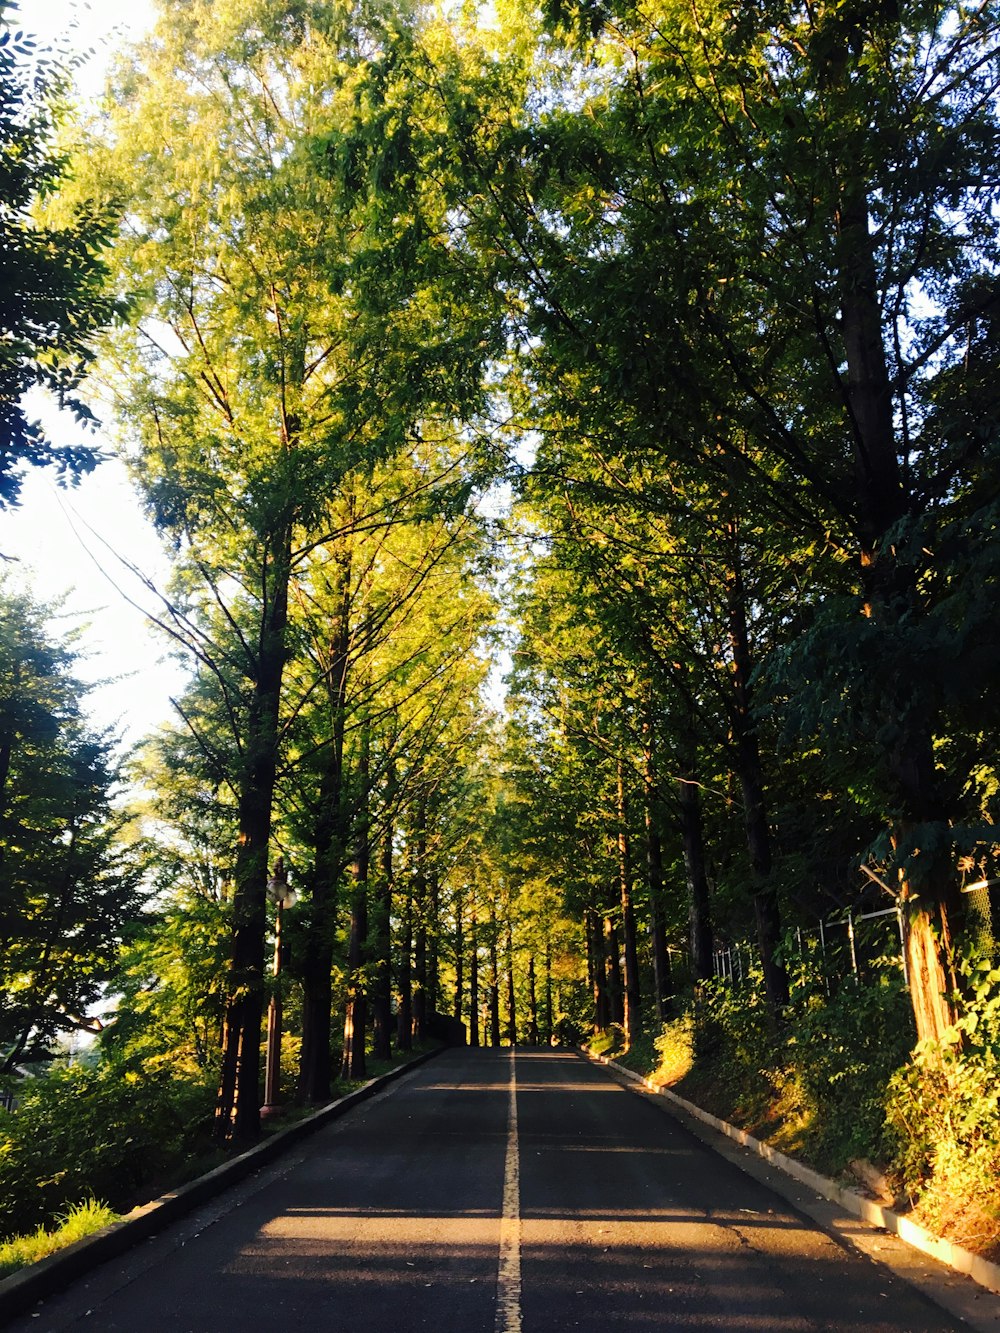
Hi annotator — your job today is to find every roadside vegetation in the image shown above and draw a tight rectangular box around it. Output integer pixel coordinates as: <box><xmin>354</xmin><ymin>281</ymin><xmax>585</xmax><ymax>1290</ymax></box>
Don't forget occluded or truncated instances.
<box><xmin>3</xmin><ymin>0</ymin><xmax>1000</xmax><ymax>1275</ymax></box>
<box><xmin>589</xmin><ymin>958</ymin><xmax>1000</xmax><ymax>1262</ymax></box>
<box><xmin>0</xmin><ymin>1202</ymin><xmax>120</xmax><ymax>1280</ymax></box>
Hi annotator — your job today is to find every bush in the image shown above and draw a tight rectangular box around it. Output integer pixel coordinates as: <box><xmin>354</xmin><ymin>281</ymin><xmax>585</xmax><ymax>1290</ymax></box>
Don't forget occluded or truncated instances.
<box><xmin>659</xmin><ymin>969</ymin><xmax>913</xmax><ymax>1172</ymax></box>
<box><xmin>0</xmin><ymin>1057</ymin><xmax>215</xmax><ymax>1242</ymax></box>
<box><xmin>652</xmin><ymin>1012</ymin><xmax>694</xmax><ymax>1085</ymax></box>
<box><xmin>789</xmin><ymin>974</ymin><xmax>913</xmax><ymax>1170</ymax></box>
<box><xmin>681</xmin><ymin>976</ymin><xmax>783</xmax><ymax>1127</ymax></box>
<box><xmin>885</xmin><ymin>954</ymin><xmax>1000</xmax><ymax>1256</ymax></box>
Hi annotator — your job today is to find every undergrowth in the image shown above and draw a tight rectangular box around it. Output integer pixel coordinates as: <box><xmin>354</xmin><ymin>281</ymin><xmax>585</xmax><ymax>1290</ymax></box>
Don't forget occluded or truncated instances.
<box><xmin>0</xmin><ymin>1040</ymin><xmax>441</xmax><ymax>1252</ymax></box>
<box><xmin>587</xmin><ymin>954</ymin><xmax>1000</xmax><ymax>1261</ymax></box>
<box><xmin>0</xmin><ymin>1200</ymin><xmax>119</xmax><ymax>1279</ymax></box>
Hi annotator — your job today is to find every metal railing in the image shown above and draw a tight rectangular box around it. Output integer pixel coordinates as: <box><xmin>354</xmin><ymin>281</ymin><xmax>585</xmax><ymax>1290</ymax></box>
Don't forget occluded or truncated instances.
<box><xmin>712</xmin><ymin>905</ymin><xmax>909</xmax><ymax>990</ymax></box>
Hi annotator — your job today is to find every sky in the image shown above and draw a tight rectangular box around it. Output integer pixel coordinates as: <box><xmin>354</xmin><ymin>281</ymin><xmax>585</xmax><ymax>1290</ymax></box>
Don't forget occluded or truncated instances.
<box><xmin>6</xmin><ymin>0</ymin><xmax>175</xmax><ymax>748</ymax></box>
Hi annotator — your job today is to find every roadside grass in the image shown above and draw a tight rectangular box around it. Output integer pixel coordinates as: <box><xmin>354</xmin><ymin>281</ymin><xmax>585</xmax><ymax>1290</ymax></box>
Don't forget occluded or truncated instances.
<box><xmin>0</xmin><ymin>1200</ymin><xmax>119</xmax><ymax>1280</ymax></box>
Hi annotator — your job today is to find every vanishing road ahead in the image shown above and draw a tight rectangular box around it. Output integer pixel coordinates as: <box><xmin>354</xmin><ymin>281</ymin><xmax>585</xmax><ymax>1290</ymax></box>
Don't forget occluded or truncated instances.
<box><xmin>8</xmin><ymin>1049</ymin><xmax>974</xmax><ymax>1331</ymax></box>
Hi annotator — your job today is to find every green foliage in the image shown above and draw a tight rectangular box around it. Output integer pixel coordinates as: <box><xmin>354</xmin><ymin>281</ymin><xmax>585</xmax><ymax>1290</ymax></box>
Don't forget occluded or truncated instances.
<box><xmin>652</xmin><ymin>1013</ymin><xmax>694</xmax><ymax>1085</ymax></box>
<box><xmin>885</xmin><ymin>952</ymin><xmax>1000</xmax><ymax>1252</ymax></box>
<box><xmin>0</xmin><ymin>1198</ymin><xmax>118</xmax><ymax>1278</ymax></box>
<box><xmin>0</xmin><ymin>1057</ymin><xmax>215</xmax><ymax>1242</ymax></box>
<box><xmin>0</xmin><ymin>582</ymin><xmax>145</xmax><ymax>1075</ymax></box>
<box><xmin>662</xmin><ymin>971</ymin><xmax>913</xmax><ymax>1174</ymax></box>
<box><xmin>684</xmin><ymin>978</ymin><xmax>782</xmax><ymax>1127</ymax></box>
<box><xmin>0</xmin><ymin>1</ymin><xmax>119</xmax><ymax>506</ymax></box>
<box><xmin>104</xmin><ymin>890</ymin><xmax>230</xmax><ymax>1076</ymax></box>
<box><xmin>788</xmin><ymin>978</ymin><xmax>913</xmax><ymax>1171</ymax></box>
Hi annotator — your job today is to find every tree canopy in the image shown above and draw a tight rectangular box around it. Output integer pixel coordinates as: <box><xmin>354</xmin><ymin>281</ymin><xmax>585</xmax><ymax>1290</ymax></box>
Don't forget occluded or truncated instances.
<box><xmin>3</xmin><ymin>0</ymin><xmax>1000</xmax><ymax>1249</ymax></box>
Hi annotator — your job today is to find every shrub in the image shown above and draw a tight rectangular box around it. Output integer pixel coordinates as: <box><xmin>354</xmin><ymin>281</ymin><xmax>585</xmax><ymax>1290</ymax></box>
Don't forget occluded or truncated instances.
<box><xmin>0</xmin><ymin>1057</ymin><xmax>215</xmax><ymax>1242</ymax></box>
<box><xmin>789</xmin><ymin>974</ymin><xmax>913</xmax><ymax>1170</ymax></box>
<box><xmin>885</xmin><ymin>954</ymin><xmax>1000</xmax><ymax>1255</ymax></box>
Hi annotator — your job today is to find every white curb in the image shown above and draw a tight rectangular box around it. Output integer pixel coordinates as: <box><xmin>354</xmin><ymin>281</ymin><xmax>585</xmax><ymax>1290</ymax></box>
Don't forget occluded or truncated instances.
<box><xmin>589</xmin><ymin>1050</ymin><xmax>1000</xmax><ymax>1297</ymax></box>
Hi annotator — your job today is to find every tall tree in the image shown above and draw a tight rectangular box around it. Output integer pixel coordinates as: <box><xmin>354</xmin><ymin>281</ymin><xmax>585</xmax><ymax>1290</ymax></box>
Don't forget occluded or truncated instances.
<box><xmin>0</xmin><ymin>584</ymin><xmax>142</xmax><ymax>1076</ymax></box>
<box><xmin>0</xmin><ymin>3</ymin><xmax>117</xmax><ymax>507</ymax></box>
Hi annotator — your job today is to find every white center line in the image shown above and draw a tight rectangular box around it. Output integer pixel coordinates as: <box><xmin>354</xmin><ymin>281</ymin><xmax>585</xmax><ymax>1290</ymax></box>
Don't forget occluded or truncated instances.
<box><xmin>495</xmin><ymin>1046</ymin><xmax>522</xmax><ymax>1333</ymax></box>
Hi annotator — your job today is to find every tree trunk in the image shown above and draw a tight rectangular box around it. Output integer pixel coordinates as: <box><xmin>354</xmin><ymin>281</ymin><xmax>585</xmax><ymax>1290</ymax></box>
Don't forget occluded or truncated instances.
<box><xmin>468</xmin><ymin>908</ymin><xmax>480</xmax><ymax>1047</ymax></box>
<box><xmin>544</xmin><ymin>942</ymin><xmax>553</xmax><ymax>1044</ymax></box>
<box><xmin>678</xmin><ymin>743</ymin><xmax>714</xmax><ymax>983</ymax></box>
<box><xmin>646</xmin><ymin>818</ymin><xmax>671</xmax><ymax>1021</ymax></box>
<box><xmin>505</xmin><ymin>913</ymin><xmax>517</xmax><ymax>1046</ymax></box>
<box><xmin>589</xmin><ymin>908</ymin><xmax>610</xmax><ymax>1032</ymax></box>
<box><xmin>342</xmin><ymin>724</ymin><xmax>370</xmax><ymax>1081</ymax></box>
<box><xmin>428</xmin><ymin>869</ymin><xmax>441</xmax><ymax>1019</ymax></box>
<box><xmin>215</xmin><ymin>528</ymin><xmax>291</xmax><ymax>1143</ymax></box>
<box><xmin>371</xmin><ymin>811</ymin><xmax>393</xmax><ymax>1062</ymax></box>
<box><xmin>297</xmin><ymin>542</ymin><xmax>352</xmax><ymax>1104</ymax></box>
<box><xmin>453</xmin><ymin>888</ymin><xmax>464</xmax><ymax>1023</ymax></box>
<box><xmin>488</xmin><ymin>901</ymin><xmax>501</xmax><ymax>1047</ymax></box>
<box><xmin>642</xmin><ymin>715</ymin><xmax>672</xmax><ymax>1020</ymax></box>
<box><xmin>396</xmin><ymin>871</ymin><xmax>413</xmax><ymax>1051</ymax></box>
<box><xmin>605</xmin><ymin>918</ymin><xmax>624</xmax><ymax>1027</ymax></box>
<box><xmin>412</xmin><ymin>799</ymin><xmax>428</xmax><ymax>1042</ymax></box>
<box><xmin>837</xmin><ymin>179</ymin><xmax>958</xmax><ymax>1044</ymax></box>
<box><xmin>616</xmin><ymin>762</ymin><xmax>642</xmax><ymax>1043</ymax></box>
<box><xmin>527</xmin><ymin>955</ymin><xmax>539</xmax><ymax>1044</ymax></box>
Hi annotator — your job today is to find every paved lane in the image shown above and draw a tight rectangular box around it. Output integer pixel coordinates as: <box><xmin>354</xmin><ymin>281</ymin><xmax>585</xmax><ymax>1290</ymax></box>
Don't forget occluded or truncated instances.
<box><xmin>11</xmin><ymin>1052</ymin><xmax>508</xmax><ymax>1332</ymax></box>
<box><xmin>517</xmin><ymin>1050</ymin><xmax>961</xmax><ymax>1331</ymax></box>
<box><xmin>7</xmin><ymin>1048</ymin><xmax>972</xmax><ymax>1331</ymax></box>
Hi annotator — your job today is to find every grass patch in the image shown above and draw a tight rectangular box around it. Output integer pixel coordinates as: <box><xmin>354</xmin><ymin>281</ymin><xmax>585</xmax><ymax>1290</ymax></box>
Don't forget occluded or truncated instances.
<box><xmin>0</xmin><ymin>1200</ymin><xmax>119</xmax><ymax>1280</ymax></box>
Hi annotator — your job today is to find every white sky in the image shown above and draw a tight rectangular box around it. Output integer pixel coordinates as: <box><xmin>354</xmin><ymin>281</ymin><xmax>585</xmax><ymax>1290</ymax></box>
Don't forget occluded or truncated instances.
<box><xmin>5</xmin><ymin>0</ymin><xmax>176</xmax><ymax>749</ymax></box>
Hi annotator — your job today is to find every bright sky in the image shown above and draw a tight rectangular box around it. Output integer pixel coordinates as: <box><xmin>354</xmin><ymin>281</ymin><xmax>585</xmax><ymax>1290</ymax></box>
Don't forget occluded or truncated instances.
<box><xmin>4</xmin><ymin>0</ymin><xmax>175</xmax><ymax>749</ymax></box>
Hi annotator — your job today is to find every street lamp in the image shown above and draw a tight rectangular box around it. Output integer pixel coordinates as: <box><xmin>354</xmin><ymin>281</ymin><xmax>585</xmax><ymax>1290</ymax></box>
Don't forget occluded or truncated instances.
<box><xmin>262</xmin><ymin>857</ymin><xmax>297</xmax><ymax>1119</ymax></box>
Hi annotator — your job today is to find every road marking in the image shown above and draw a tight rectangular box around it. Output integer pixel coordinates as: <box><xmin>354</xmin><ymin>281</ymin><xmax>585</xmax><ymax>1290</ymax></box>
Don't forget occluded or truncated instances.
<box><xmin>495</xmin><ymin>1047</ymin><xmax>522</xmax><ymax>1333</ymax></box>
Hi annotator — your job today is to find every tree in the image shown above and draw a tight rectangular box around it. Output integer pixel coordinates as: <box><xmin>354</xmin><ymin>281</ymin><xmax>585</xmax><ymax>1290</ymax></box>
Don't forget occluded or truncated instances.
<box><xmin>101</xmin><ymin>0</ymin><xmax>505</xmax><ymax>1136</ymax></box>
<box><xmin>0</xmin><ymin>582</ymin><xmax>142</xmax><ymax>1077</ymax></box>
<box><xmin>387</xmin><ymin>0</ymin><xmax>1000</xmax><ymax>1044</ymax></box>
<box><xmin>0</xmin><ymin>2</ymin><xmax>117</xmax><ymax>507</ymax></box>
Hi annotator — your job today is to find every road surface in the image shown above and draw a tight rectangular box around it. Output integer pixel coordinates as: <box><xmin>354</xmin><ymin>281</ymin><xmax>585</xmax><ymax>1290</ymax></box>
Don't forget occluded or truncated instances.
<box><xmin>6</xmin><ymin>1048</ymin><xmax>973</xmax><ymax>1331</ymax></box>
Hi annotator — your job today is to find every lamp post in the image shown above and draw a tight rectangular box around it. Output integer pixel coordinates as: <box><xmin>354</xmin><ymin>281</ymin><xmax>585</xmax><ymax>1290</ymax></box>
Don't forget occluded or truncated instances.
<box><xmin>262</xmin><ymin>857</ymin><xmax>296</xmax><ymax>1119</ymax></box>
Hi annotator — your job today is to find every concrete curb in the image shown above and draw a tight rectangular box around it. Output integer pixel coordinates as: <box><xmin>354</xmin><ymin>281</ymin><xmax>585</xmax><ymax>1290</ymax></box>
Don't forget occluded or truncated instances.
<box><xmin>0</xmin><ymin>1046</ymin><xmax>443</xmax><ymax>1326</ymax></box>
<box><xmin>585</xmin><ymin>1049</ymin><xmax>1000</xmax><ymax>1298</ymax></box>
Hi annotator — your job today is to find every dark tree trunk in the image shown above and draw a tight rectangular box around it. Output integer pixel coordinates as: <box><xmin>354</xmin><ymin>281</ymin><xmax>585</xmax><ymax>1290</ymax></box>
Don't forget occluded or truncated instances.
<box><xmin>468</xmin><ymin>909</ymin><xmax>480</xmax><ymax>1047</ymax></box>
<box><xmin>837</xmin><ymin>181</ymin><xmax>958</xmax><ymax>1045</ymax></box>
<box><xmin>371</xmin><ymin>811</ymin><xmax>393</xmax><ymax>1062</ymax></box>
<box><xmin>589</xmin><ymin>908</ymin><xmax>610</xmax><ymax>1032</ymax></box>
<box><xmin>428</xmin><ymin>870</ymin><xmax>440</xmax><ymax>1018</ymax></box>
<box><xmin>616</xmin><ymin>763</ymin><xmax>642</xmax><ymax>1043</ymax></box>
<box><xmin>453</xmin><ymin>888</ymin><xmax>464</xmax><ymax>1023</ymax></box>
<box><xmin>643</xmin><ymin>717</ymin><xmax>672</xmax><ymax>1020</ymax></box>
<box><xmin>645</xmin><ymin>812</ymin><xmax>671</xmax><ymax>1021</ymax></box>
<box><xmin>342</xmin><ymin>724</ymin><xmax>370</xmax><ymax>1081</ymax></box>
<box><xmin>396</xmin><ymin>872</ymin><xmax>413</xmax><ymax>1051</ymax></box>
<box><xmin>215</xmin><ymin>528</ymin><xmax>291</xmax><ymax>1144</ymax></box>
<box><xmin>412</xmin><ymin>800</ymin><xmax>428</xmax><ymax>1043</ymax></box>
<box><xmin>544</xmin><ymin>943</ymin><xmax>553</xmax><ymax>1044</ymax></box>
<box><xmin>505</xmin><ymin>914</ymin><xmax>517</xmax><ymax>1046</ymax></box>
<box><xmin>678</xmin><ymin>732</ymin><xmax>714</xmax><ymax>983</ymax></box>
<box><xmin>605</xmin><ymin>918</ymin><xmax>625</xmax><ymax>1027</ymax></box>
<box><xmin>527</xmin><ymin>956</ymin><xmax>539</xmax><ymax>1044</ymax></box>
<box><xmin>489</xmin><ymin>901</ymin><xmax>501</xmax><ymax>1047</ymax></box>
<box><xmin>298</xmin><ymin>544</ymin><xmax>352</xmax><ymax>1104</ymax></box>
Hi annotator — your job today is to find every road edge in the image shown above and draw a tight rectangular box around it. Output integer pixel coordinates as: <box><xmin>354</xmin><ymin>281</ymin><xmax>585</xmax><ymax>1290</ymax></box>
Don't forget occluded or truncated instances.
<box><xmin>583</xmin><ymin>1049</ymin><xmax>1000</xmax><ymax>1329</ymax></box>
<box><xmin>0</xmin><ymin>1046</ymin><xmax>444</xmax><ymax>1327</ymax></box>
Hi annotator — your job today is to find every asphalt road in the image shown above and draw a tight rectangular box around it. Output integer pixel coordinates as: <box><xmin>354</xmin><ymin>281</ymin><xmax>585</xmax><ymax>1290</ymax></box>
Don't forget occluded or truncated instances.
<box><xmin>6</xmin><ymin>1048</ymin><xmax>972</xmax><ymax>1331</ymax></box>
